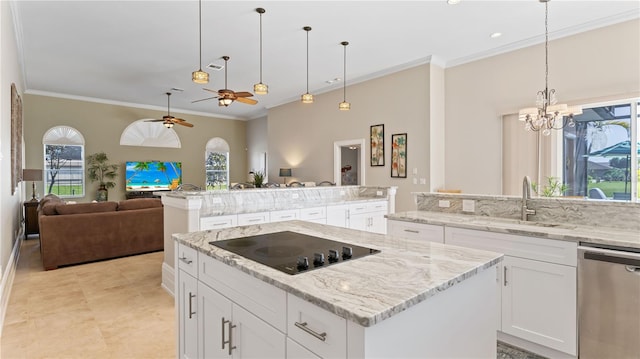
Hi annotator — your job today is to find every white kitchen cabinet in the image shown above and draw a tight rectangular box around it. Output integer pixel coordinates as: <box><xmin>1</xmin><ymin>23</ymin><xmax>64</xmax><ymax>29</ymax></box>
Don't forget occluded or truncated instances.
<box><xmin>445</xmin><ymin>227</ymin><xmax>577</xmax><ymax>356</ymax></box>
<box><xmin>178</xmin><ymin>270</ymin><xmax>198</xmax><ymax>359</ymax></box>
<box><xmin>348</xmin><ymin>201</ymin><xmax>388</xmax><ymax>234</ymax></box>
<box><xmin>501</xmin><ymin>256</ymin><xmax>577</xmax><ymax>355</ymax></box>
<box><xmin>286</xmin><ymin>338</ymin><xmax>321</xmax><ymax>359</ymax></box>
<box><xmin>325</xmin><ymin>204</ymin><xmax>350</xmax><ymax>228</ymax></box>
<box><xmin>299</xmin><ymin>207</ymin><xmax>326</xmax><ymax>225</ymax></box>
<box><xmin>199</xmin><ymin>281</ymin><xmax>231</xmax><ymax>358</ymax></box>
<box><xmin>387</xmin><ymin>220</ymin><xmax>444</xmax><ymax>243</ymax></box>
<box><xmin>200</xmin><ymin>215</ymin><xmax>237</xmax><ymax>230</ymax></box>
<box><xmin>237</xmin><ymin>211</ymin><xmax>270</xmax><ymax>226</ymax></box>
<box><xmin>270</xmin><ymin>209</ymin><xmax>300</xmax><ymax>223</ymax></box>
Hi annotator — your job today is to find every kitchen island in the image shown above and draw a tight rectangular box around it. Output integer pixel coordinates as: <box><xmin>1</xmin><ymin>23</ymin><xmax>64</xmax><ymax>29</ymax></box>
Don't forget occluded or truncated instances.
<box><xmin>174</xmin><ymin>220</ymin><xmax>502</xmax><ymax>358</ymax></box>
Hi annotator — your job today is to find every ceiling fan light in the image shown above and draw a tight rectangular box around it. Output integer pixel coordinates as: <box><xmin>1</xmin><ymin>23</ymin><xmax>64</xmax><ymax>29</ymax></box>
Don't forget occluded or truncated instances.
<box><xmin>301</xmin><ymin>93</ymin><xmax>314</xmax><ymax>104</ymax></box>
<box><xmin>192</xmin><ymin>69</ymin><xmax>209</xmax><ymax>84</ymax></box>
<box><xmin>253</xmin><ymin>82</ymin><xmax>268</xmax><ymax>95</ymax></box>
<box><xmin>339</xmin><ymin>101</ymin><xmax>350</xmax><ymax>111</ymax></box>
<box><xmin>218</xmin><ymin>98</ymin><xmax>233</xmax><ymax>107</ymax></box>
<box><xmin>163</xmin><ymin>121</ymin><xmax>174</xmax><ymax>129</ymax></box>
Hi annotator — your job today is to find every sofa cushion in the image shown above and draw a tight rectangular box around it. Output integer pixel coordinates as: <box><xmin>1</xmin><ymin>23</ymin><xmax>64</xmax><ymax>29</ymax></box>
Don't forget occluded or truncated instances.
<box><xmin>39</xmin><ymin>194</ymin><xmax>64</xmax><ymax>212</ymax></box>
<box><xmin>117</xmin><ymin>198</ymin><xmax>163</xmax><ymax>211</ymax></box>
<box><xmin>54</xmin><ymin>201</ymin><xmax>118</xmax><ymax>215</ymax></box>
<box><xmin>41</xmin><ymin>203</ymin><xmax>60</xmax><ymax>215</ymax></box>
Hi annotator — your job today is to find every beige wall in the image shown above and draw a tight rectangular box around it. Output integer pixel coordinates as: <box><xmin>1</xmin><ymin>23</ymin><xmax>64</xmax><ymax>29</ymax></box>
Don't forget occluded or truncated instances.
<box><xmin>23</xmin><ymin>95</ymin><xmax>247</xmax><ymax>202</ymax></box>
<box><xmin>446</xmin><ymin>19</ymin><xmax>640</xmax><ymax>195</ymax></box>
<box><xmin>1</xmin><ymin>1</ymin><xmax>25</xmax><ymax>282</ymax></box>
<box><xmin>267</xmin><ymin>64</ymin><xmax>434</xmax><ymax>212</ymax></box>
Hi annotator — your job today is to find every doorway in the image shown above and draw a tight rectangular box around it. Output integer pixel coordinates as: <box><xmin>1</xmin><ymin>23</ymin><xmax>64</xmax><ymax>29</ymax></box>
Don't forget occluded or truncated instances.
<box><xmin>333</xmin><ymin>139</ymin><xmax>365</xmax><ymax>185</ymax></box>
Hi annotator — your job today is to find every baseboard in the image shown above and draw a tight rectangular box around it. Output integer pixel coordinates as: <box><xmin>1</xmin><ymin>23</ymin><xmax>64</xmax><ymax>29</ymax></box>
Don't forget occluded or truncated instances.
<box><xmin>161</xmin><ymin>262</ymin><xmax>174</xmax><ymax>297</ymax></box>
<box><xmin>0</xmin><ymin>232</ymin><xmax>23</xmax><ymax>337</ymax></box>
<box><xmin>498</xmin><ymin>332</ymin><xmax>577</xmax><ymax>359</ymax></box>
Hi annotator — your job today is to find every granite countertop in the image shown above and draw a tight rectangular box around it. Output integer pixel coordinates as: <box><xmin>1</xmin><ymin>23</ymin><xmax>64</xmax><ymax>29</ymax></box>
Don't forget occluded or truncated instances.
<box><xmin>200</xmin><ymin>197</ymin><xmax>390</xmax><ymax>216</ymax></box>
<box><xmin>173</xmin><ymin>221</ymin><xmax>502</xmax><ymax>327</ymax></box>
<box><xmin>386</xmin><ymin>211</ymin><xmax>640</xmax><ymax>250</ymax></box>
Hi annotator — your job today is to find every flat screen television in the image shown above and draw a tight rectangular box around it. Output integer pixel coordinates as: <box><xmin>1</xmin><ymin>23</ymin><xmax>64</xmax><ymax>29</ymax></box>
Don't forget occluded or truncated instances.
<box><xmin>125</xmin><ymin>161</ymin><xmax>182</xmax><ymax>192</ymax></box>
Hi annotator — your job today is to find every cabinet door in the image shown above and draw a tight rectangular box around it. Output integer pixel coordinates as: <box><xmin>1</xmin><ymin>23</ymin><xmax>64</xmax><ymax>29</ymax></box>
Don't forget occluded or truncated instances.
<box><xmin>367</xmin><ymin>211</ymin><xmax>387</xmax><ymax>234</ymax></box>
<box><xmin>178</xmin><ymin>271</ymin><xmax>199</xmax><ymax>359</ymax></box>
<box><xmin>502</xmin><ymin>256</ymin><xmax>577</xmax><ymax>355</ymax></box>
<box><xmin>348</xmin><ymin>213</ymin><xmax>369</xmax><ymax>232</ymax></box>
<box><xmin>199</xmin><ymin>282</ymin><xmax>232</xmax><ymax>359</ymax></box>
<box><xmin>232</xmin><ymin>304</ymin><xmax>286</xmax><ymax>359</ymax></box>
<box><xmin>325</xmin><ymin>204</ymin><xmax>349</xmax><ymax>228</ymax></box>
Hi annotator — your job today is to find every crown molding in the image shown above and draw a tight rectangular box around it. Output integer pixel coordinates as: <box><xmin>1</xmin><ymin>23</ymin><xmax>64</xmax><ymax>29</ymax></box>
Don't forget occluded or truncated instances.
<box><xmin>24</xmin><ymin>90</ymin><xmax>244</xmax><ymax>121</ymax></box>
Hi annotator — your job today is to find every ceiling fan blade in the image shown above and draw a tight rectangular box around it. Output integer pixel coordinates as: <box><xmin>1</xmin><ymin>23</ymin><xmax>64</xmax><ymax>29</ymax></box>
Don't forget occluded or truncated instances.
<box><xmin>203</xmin><ymin>88</ymin><xmax>219</xmax><ymax>93</ymax></box>
<box><xmin>172</xmin><ymin>118</ymin><xmax>185</xmax><ymax>122</ymax></box>
<box><xmin>236</xmin><ymin>97</ymin><xmax>258</xmax><ymax>105</ymax></box>
<box><xmin>175</xmin><ymin>121</ymin><xmax>194</xmax><ymax>127</ymax></box>
<box><xmin>234</xmin><ymin>92</ymin><xmax>254</xmax><ymax>98</ymax></box>
<box><xmin>145</xmin><ymin>119</ymin><xmax>165</xmax><ymax>122</ymax></box>
<box><xmin>192</xmin><ymin>96</ymin><xmax>218</xmax><ymax>103</ymax></box>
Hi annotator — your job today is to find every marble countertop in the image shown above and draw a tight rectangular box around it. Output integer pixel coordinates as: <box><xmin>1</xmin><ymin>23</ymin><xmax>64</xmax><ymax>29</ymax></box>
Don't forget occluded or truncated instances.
<box><xmin>386</xmin><ymin>211</ymin><xmax>640</xmax><ymax>250</ymax></box>
<box><xmin>173</xmin><ymin>221</ymin><xmax>502</xmax><ymax>327</ymax></box>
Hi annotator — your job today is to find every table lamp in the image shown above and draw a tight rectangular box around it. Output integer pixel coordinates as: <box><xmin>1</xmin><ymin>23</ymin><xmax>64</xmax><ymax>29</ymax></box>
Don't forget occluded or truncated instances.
<box><xmin>279</xmin><ymin>168</ymin><xmax>292</xmax><ymax>185</ymax></box>
<box><xmin>23</xmin><ymin>169</ymin><xmax>43</xmax><ymax>201</ymax></box>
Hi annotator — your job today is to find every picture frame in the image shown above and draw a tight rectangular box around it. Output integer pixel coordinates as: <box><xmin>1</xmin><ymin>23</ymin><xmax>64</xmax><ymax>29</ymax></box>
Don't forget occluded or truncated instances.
<box><xmin>391</xmin><ymin>133</ymin><xmax>407</xmax><ymax>178</ymax></box>
<box><xmin>370</xmin><ymin>124</ymin><xmax>384</xmax><ymax>166</ymax></box>
<box><xmin>11</xmin><ymin>83</ymin><xmax>23</xmax><ymax>195</ymax></box>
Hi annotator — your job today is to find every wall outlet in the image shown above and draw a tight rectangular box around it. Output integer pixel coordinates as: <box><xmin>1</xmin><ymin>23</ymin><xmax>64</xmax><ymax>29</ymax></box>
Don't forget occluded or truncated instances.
<box><xmin>413</xmin><ymin>168</ymin><xmax>418</xmax><ymax>175</ymax></box>
<box><xmin>376</xmin><ymin>190</ymin><xmax>383</xmax><ymax>196</ymax></box>
<box><xmin>211</xmin><ymin>197</ymin><xmax>223</xmax><ymax>204</ymax></box>
<box><xmin>462</xmin><ymin>199</ymin><xmax>475</xmax><ymax>212</ymax></box>
<box><xmin>340</xmin><ymin>190</ymin><xmax>345</xmax><ymax>196</ymax></box>
<box><xmin>292</xmin><ymin>193</ymin><xmax>299</xmax><ymax>199</ymax></box>
<box><xmin>413</xmin><ymin>178</ymin><xmax>417</xmax><ymax>185</ymax></box>
<box><xmin>438</xmin><ymin>200</ymin><xmax>450</xmax><ymax>208</ymax></box>
<box><xmin>419</xmin><ymin>178</ymin><xmax>426</xmax><ymax>185</ymax></box>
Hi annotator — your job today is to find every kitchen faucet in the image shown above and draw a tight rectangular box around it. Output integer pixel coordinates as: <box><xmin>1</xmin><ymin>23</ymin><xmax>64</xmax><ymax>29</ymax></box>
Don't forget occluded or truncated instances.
<box><xmin>521</xmin><ymin>176</ymin><xmax>536</xmax><ymax>221</ymax></box>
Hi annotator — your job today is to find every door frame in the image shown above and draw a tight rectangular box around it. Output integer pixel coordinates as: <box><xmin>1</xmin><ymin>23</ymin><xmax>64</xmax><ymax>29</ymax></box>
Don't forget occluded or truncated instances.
<box><xmin>334</xmin><ymin>139</ymin><xmax>366</xmax><ymax>185</ymax></box>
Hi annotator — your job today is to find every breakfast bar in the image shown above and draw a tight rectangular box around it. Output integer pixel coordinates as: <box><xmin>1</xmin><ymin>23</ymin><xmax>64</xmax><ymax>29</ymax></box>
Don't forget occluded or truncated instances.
<box><xmin>173</xmin><ymin>220</ymin><xmax>502</xmax><ymax>358</ymax></box>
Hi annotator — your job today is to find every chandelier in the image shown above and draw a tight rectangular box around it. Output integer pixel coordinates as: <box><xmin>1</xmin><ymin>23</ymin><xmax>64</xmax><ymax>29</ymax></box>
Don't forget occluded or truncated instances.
<box><xmin>518</xmin><ymin>0</ymin><xmax>581</xmax><ymax>136</ymax></box>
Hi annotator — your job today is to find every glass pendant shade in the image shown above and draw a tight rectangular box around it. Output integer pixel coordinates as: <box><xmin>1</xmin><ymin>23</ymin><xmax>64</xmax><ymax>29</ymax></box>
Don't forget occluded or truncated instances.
<box><xmin>163</xmin><ymin>121</ymin><xmax>174</xmax><ymax>129</ymax></box>
<box><xmin>339</xmin><ymin>101</ymin><xmax>351</xmax><ymax>111</ymax></box>
<box><xmin>301</xmin><ymin>93</ymin><xmax>314</xmax><ymax>104</ymax></box>
<box><xmin>218</xmin><ymin>98</ymin><xmax>233</xmax><ymax>107</ymax></box>
<box><xmin>192</xmin><ymin>69</ymin><xmax>209</xmax><ymax>84</ymax></box>
<box><xmin>254</xmin><ymin>82</ymin><xmax>268</xmax><ymax>95</ymax></box>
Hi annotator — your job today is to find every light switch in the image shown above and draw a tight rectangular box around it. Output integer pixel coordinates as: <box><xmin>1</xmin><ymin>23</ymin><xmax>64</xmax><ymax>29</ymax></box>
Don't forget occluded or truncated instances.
<box><xmin>419</xmin><ymin>178</ymin><xmax>426</xmax><ymax>185</ymax></box>
<box><xmin>412</xmin><ymin>178</ymin><xmax>417</xmax><ymax>185</ymax></box>
<box><xmin>412</xmin><ymin>168</ymin><xmax>418</xmax><ymax>175</ymax></box>
<box><xmin>462</xmin><ymin>200</ymin><xmax>475</xmax><ymax>212</ymax></box>
<box><xmin>438</xmin><ymin>200</ymin><xmax>450</xmax><ymax>208</ymax></box>
<box><xmin>292</xmin><ymin>193</ymin><xmax>299</xmax><ymax>199</ymax></box>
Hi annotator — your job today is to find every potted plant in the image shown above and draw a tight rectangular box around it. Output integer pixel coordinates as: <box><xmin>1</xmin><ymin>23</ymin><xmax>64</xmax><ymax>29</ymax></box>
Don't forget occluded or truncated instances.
<box><xmin>87</xmin><ymin>152</ymin><xmax>118</xmax><ymax>201</ymax></box>
<box><xmin>252</xmin><ymin>171</ymin><xmax>265</xmax><ymax>188</ymax></box>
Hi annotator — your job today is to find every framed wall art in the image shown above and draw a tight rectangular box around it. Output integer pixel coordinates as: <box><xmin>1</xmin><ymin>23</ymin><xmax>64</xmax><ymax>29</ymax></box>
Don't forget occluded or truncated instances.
<box><xmin>11</xmin><ymin>83</ymin><xmax>23</xmax><ymax>195</ymax></box>
<box><xmin>391</xmin><ymin>133</ymin><xmax>407</xmax><ymax>178</ymax></box>
<box><xmin>370</xmin><ymin>124</ymin><xmax>384</xmax><ymax>166</ymax></box>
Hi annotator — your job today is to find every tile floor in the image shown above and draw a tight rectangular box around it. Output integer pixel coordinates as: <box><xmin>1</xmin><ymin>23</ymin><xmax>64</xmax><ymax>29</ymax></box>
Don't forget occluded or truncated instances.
<box><xmin>2</xmin><ymin>238</ymin><xmax>544</xmax><ymax>359</ymax></box>
<box><xmin>1</xmin><ymin>238</ymin><xmax>174</xmax><ymax>359</ymax></box>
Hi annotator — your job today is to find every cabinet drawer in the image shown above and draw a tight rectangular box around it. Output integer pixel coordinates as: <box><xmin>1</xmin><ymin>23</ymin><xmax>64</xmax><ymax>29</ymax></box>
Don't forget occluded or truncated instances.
<box><xmin>287</xmin><ymin>294</ymin><xmax>346</xmax><ymax>359</ymax></box>
<box><xmin>388</xmin><ymin>220</ymin><xmax>444</xmax><ymax>243</ymax></box>
<box><xmin>270</xmin><ymin>209</ymin><xmax>300</xmax><ymax>223</ymax></box>
<box><xmin>176</xmin><ymin>243</ymin><xmax>198</xmax><ymax>277</ymax></box>
<box><xmin>300</xmin><ymin>206</ymin><xmax>326</xmax><ymax>221</ymax></box>
<box><xmin>349</xmin><ymin>203</ymin><xmax>370</xmax><ymax>215</ymax></box>
<box><xmin>237</xmin><ymin>211</ymin><xmax>270</xmax><ymax>226</ymax></box>
<box><xmin>287</xmin><ymin>337</ymin><xmax>321</xmax><ymax>359</ymax></box>
<box><xmin>200</xmin><ymin>215</ymin><xmax>237</xmax><ymax>230</ymax></box>
<box><xmin>366</xmin><ymin>201</ymin><xmax>388</xmax><ymax>213</ymax></box>
<box><xmin>445</xmin><ymin>227</ymin><xmax>577</xmax><ymax>266</ymax></box>
<box><xmin>199</xmin><ymin>253</ymin><xmax>287</xmax><ymax>332</ymax></box>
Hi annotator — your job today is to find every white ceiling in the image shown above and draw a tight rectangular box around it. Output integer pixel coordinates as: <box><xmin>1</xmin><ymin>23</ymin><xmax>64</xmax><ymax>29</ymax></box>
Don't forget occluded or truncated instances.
<box><xmin>13</xmin><ymin>1</ymin><xmax>640</xmax><ymax>120</ymax></box>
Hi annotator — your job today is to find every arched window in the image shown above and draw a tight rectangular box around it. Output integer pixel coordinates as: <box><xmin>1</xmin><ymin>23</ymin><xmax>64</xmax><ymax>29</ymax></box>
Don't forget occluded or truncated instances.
<box><xmin>205</xmin><ymin>137</ymin><xmax>230</xmax><ymax>190</ymax></box>
<box><xmin>43</xmin><ymin>126</ymin><xmax>85</xmax><ymax>198</ymax></box>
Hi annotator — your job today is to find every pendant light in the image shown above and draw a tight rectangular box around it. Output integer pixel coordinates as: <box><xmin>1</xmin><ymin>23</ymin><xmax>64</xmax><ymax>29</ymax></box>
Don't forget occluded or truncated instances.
<box><xmin>338</xmin><ymin>41</ymin><xmax>350</xmax><ymax>111</ymax></box>
<box><xmin>253</xmin><ymin>8</ymin><xmax>268</xmax><ymax>95</ymax></box>
<box><xmin>301</xmin><ymin>26</ymin><xmax>313</xmax><ymax>104</ymax></box>
<box><xmin>191</xmin><ymin>0</ymin><xmax>209</xmax><ymax>84</ymax></box>
<box><xmin>518</xmin><ymin>0</ymin><xmax>581</xmax><ymax>135</ymax></box>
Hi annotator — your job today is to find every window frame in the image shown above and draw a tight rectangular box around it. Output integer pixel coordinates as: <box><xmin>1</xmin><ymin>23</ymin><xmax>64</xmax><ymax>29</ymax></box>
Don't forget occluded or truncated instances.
<box><xmin>42</xmin><ymin>126</ymin><xmax>86</xmax><ymax>198</ymax></box>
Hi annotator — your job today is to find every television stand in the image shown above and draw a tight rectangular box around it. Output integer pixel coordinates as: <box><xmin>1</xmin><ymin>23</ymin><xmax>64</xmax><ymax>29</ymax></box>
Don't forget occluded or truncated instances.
<box><xmin>126</xmin><ymin>191</ymin><xmax>165</xmax><ymax>199</ymax></box>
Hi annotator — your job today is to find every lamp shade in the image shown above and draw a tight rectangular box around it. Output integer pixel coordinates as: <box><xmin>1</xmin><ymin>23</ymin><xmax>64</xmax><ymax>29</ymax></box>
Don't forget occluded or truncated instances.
<box><xmin>23</xmin><ymin>169</ymin><xmax>43</xmax><ymax>181</ymax></box>
<box><xmin>279</xmin><ymin>168</ymin><xmax>292</xmax><ymax>177</ymax></box>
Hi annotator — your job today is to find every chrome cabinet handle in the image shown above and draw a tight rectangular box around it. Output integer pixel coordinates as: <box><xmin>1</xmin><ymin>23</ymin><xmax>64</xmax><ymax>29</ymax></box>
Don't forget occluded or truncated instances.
<box><xmin>295</xmin><ymin>321</ymin><xmax>327</xmax><ymax>342</ymax></box>
<box><xmin>281</xmin><ymin>215</ymin><xmax>293</xmax><ymax>219</ymax></box>
<box><xmin>222</xmin><ymin>318</ymin><xmax>236</xmax><ymax>354</ymax></box>
<box><xmin>404</xmin><ymin>229</ymin><xmax>419</xmax><ymax>234</ymax></box>
<box><xmin>308</xmin><ymin>212</ymin><xmax>319</xmax><ymax>215</ymax></box>
<box><xmin>248</xmin><ymin>218</ymin><xmax>262</xmax><ymax>222</ymax></box>
<box><xmin>179</xmin><ymin>256</ymin><xmax>193</xmax><ymax>265</ymax></box>
<box><xmin>503</xmin><ymin>266</ymin><xmax>508</xmax><ymax>286</ymax></box>
<box><xmin>188</xmin><ymin>292</ymin><xmax>196</xmax><ymax>319</ymax></box>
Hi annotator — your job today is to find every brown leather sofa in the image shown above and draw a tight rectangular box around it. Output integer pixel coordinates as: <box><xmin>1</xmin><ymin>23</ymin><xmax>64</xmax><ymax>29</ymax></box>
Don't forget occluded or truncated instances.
<box><xmin>38</xmin><ymin>195</ymin><xmax>164</xmax><ymax>270</ymax></box>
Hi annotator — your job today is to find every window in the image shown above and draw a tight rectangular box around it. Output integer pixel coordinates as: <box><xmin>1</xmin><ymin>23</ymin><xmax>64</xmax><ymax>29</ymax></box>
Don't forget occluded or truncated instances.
<box><xmin>43</xmin><ymin>126</ymin><xmax>85</xmax><ymax>198</ymax></box>
<box><xmin>205</xmin><ymin>138</ymin><xmax>230</xmax><ymax>190</ymax></box>
<box><xmin>563</xmin><ymin>99</ymin><xmax>639</xmax><ymax>201</ymax></box>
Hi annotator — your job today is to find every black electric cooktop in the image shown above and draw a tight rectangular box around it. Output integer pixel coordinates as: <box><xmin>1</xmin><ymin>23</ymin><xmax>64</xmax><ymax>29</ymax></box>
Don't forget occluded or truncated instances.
<box><xmin>209</xmin><ymin>231</ymin><xmax>380</xmax><ymax>275</ymax></box>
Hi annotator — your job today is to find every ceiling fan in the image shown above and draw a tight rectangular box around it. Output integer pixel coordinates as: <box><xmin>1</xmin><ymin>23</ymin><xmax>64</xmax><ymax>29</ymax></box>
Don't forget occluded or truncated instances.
<box><xmin>192</xmin><ymin>56</ymin><xmax>258</xmax><ymax>107</ymax></box>
<box><xmin>146</xmin><ymin>92</ymin><xmax>194</xmax><ymax>128</ymax></box>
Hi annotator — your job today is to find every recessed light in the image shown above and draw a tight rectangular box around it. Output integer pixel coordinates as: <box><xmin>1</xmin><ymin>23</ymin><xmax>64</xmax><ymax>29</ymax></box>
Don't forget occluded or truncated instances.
<box><xmin>490</xmin><ymin>32</ymin><xmax>502</xmax><ymax>38</ymax></box>
<box><xmin>447</xmin><ymin>0</ymin><xmax>460</xmax><ymax>4</ymax></box>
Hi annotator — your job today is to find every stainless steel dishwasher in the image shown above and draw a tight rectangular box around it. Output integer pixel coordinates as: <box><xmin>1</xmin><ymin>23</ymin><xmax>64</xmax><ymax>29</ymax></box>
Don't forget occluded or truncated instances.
<box><xmin>578</xmin><ymin>244</ymin><xmax>640</xmax><ymax>358</ymax></box>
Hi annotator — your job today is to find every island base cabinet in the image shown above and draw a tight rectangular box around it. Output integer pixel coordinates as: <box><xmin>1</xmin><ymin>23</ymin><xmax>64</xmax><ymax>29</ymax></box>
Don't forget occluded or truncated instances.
<box><xmin>287</xmin><ymin>338</ymin><xmax>321</xmax><ymax>359</ymax></box>
<box><xmin>178</xmin><ymin>270</ymin><xmax>199</xmax><ymax>359</ymax></box>
<box><xmin>347</xmin><ymin>268</ymin><xmax>498</xmax><ymax>358</ymax></box>
<box><xmin>501</xmin><ymin>256</ymin><xmax>577</xmax><ymax>356</ymax></box>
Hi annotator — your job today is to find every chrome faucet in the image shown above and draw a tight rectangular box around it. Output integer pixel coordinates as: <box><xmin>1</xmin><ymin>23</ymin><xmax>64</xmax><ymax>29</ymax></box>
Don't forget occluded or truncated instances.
<box><xmin>521</xmin><ymin>176</ymin><xmax>536</xmax><ymax>221</ymax></box>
